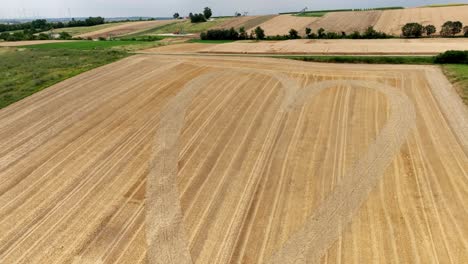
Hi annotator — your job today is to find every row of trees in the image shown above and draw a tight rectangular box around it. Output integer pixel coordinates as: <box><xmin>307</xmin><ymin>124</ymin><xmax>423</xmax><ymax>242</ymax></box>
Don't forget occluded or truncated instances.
<box><xmin>0</xmin><ymin>31</ymin><xmax>72</xmax><ymax>41</ymax></box>
<box><xmin>184</xmin><ymin>7</ymin><xmax>212</xmax><ymax>23</ymax></box>
<box><xmin>0</xmin><ymin>17</ymin><xmax>105</xmax><ymax>34</ymax></box>
<box><xmin>201</xmin><ymin>26</ymin><xmax>390</xmax><ymax>41</ymax></box>
<box><xmin>201</xmin><ymin>26</ymin><xmax>265</xmax><ymax>40</ymax></box>
<box><xmin>402</xmin><ymin>21</ymin><xmax>468</xmax><ymax>37</ymax></box>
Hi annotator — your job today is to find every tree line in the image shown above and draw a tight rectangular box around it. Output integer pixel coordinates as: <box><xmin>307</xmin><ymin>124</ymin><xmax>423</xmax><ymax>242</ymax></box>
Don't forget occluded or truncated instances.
<box><xmin>0</xmin><ymin>17</ymin><xmax>105</xmax><ymax>33</ymax></box>
<box><xmin>201</xmin><ymin>26</ymin><xmax>391</xmax><ymax>41</ymax></box>
<box><xmin>0</xmin><ymin>17</ymin><xmax>106</xmax><ymax>41</ymax></box>
<box><xmin>402</xmin><ymin>21</ymin><xmax>468</xmax><ymax>37</ymax></box>
<box><xmin>172</xmin><ymin>7</ymin><xmax>213</xmax><ymax>23</ymax></box>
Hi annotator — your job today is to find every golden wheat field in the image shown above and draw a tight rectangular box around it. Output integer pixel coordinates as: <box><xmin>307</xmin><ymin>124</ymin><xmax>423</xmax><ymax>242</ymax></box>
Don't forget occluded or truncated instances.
<box><xmin>0</xmin><ymin>54</ymin><xmax>467</xmax><ymax>264</ymax></box>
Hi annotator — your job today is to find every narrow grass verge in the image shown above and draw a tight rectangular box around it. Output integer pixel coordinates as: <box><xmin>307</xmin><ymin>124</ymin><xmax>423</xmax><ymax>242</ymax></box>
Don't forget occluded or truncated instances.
<box><xmin>282</xmin><ymin>55</ymin><xmax>435</xmax><ymax>64</ymax></box>
<box><xmin>442</xmin><ymin>64</ymin><xmax>468</xmax><ymax>105</ymax></box>
<box><xmin>0</xmin><ymin>47</ymin><xmax>128</xmax><ymax>109</ymax></box>
<box><xmin>187</xmin><ymin>39</ymin><xmax>236</xmax><ymax>44</ymax></box>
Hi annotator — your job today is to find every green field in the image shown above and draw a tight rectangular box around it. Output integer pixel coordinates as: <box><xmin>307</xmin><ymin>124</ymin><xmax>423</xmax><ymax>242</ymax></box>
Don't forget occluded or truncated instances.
<box><xmin>0</xmin><ymin>47</ymin><xmax>128</xmax><ymax>109</ymax></box>
<box><xmin>43</xmin><ymin>22</ymin><xmax>128</xmax><ymax>36</ymax></box>
<box><xmin>425</xmin><ymin>3</ymin><xmax>468</xmax><ymax>7</ymax></box>
<box><xmin>294</xmin><ymin>12</ymin><xmax>328</xmax><ymax>17</ymax></box>
<box><xmin>442</xmin><ymin>64</ymin><xmax>468</xmax><ymax>105</ymax></box>
<box><xmin>24</xmin><ymin>40</ymin><xmax>149</xmax><ymax>50</ymax></box>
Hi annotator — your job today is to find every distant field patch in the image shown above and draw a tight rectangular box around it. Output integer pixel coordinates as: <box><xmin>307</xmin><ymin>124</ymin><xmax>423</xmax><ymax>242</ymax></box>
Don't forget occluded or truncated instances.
<box><xmin>138</xmin><ymin>19</ymin><xmax>230</xmax><ymax>35</ymax></box>
<box><xmin>425</xmin><ymin>3</ymin><xmax>468</xmax><ymax>7</ymax></box>
<box><xmin>44</xmin><ymin>22</ymin><xmax>128</xmax><ymax>36</ymax></box>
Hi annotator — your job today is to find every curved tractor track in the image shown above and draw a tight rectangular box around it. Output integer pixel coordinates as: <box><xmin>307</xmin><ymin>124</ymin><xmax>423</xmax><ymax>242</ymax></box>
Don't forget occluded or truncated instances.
<box><xmin>0</xmin><ymin>55</ymin><xmax>466</xmax><ymax>264</ymax></box>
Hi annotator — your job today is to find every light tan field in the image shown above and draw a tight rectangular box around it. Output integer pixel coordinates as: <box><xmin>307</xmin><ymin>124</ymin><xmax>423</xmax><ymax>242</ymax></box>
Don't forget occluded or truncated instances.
<box><xmin>0</xmin><ymin>40</ymin><xmax>77</xmax><ymax>47</ymax></box>
<box><xmin>213</xmin><ymin>15</ymin><xmax>277</xmax><ymax>30</ymax></box>
<box><xmin>0</xmin><ymin>54</ymin><xmax>467</xmax><ymax>264</ymax></box>
<box><xmin>145</xmin><ymin>38</ymin><xmax>468</xmax><ymax>55</ymax></box>
<box><xmin>77</xmin><ymin>20</ymin><xmax>177</xmax><ymax>39</ymax></box>
<box><xmin>308</xmin><ymin>10</ymin><xmax>382</xmax><ymax>34</ymax></box>
<box><xmin>245</xmin><ymin>6</ymin><xmax>468</xmax><ymax>36</ymax></box>
<box><xmin>247</xmin><ymin>14</ymin><xmax>320</xmax><ymax>36</ymax></box>
<box><xmin>374</xmin><ymin>5</ymin><xmax>468</xmax><ymax>36</ymax></box>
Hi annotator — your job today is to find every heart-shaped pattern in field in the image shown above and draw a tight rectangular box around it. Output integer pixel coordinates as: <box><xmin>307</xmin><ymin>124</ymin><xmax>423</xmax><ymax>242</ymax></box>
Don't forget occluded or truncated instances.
<box><xmin>146</xmin><ymin>66</ymin><xmax>416</xmax><ymax>264</ymax></box>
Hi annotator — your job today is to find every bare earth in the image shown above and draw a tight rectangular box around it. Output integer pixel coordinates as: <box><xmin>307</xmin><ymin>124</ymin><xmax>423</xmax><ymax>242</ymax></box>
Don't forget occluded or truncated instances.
<box><xmin>0</xmin><ymin>54</ymin><xmax>466</xmax><ymax>263</ymax></box>
<box><xmin>77</xmin><ymin>20</ymin><xmax>177</xmax><ymax>39</ymax></box>
<box><xmin>143</xmin><ymin>39</ymin><xmax>468</xmax><ymax>56</ymax></box>
<box><xmin>0</xmin><ymin>40</ymin><xmax>77</xmax><ymax>47</ymax></box>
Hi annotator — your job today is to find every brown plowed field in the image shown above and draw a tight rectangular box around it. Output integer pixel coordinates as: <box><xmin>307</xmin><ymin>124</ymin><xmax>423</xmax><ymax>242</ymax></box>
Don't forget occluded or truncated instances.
<box><xmin>374</xmin><ymin>5</ymin><xmax>468</xmax><ymax>36</ymax></box>
<box><xmin>308</xmin><ymin>10</ymin><xmax>382</xmax><ymax>34</ymax></box>
<box><xmin>247</xmin><ymin>14</ymin><xmax>320</xmax><ymax>36</ymax></box>
<box><xmin>77</xmin><ymin>20</ymin><xmax>177</xmax><ymax>39</ymax></box>
<box><xmin>0</xmin><ymin>55</ymin><xmax>467</xmax><ymax>264</ymax></box>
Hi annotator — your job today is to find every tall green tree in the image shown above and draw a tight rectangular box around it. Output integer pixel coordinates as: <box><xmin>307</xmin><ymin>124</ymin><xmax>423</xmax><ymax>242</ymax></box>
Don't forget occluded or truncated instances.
<box><xmin>204</xmin><ymin>7</ymin><xmax>212</xmax><ymax>19</ymax></box>
<box><xmin>254</xmin><ymin>26</ymin><xmax>265</xmax><ymax>40</ymax></box>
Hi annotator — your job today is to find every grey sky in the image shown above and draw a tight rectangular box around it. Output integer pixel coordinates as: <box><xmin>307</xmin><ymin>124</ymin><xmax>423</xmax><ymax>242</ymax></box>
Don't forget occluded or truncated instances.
<box><xmin>0</xmin><ymin>0</ymin><xmax>463</xmax><ymax>19</ymax></box>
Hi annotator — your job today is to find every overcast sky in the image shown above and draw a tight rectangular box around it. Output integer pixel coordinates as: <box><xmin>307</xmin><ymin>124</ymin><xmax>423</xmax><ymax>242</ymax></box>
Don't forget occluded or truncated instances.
<box><xmin>0</xmin><ymin>0</ymin><xmax>463</xmax><ymax>19</ymax></box>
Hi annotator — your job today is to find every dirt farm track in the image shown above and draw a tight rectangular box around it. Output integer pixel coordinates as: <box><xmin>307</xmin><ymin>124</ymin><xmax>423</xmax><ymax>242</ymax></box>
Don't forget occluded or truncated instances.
<box><xmin>0</xmin><ymin>55</ymin><xmax>467</xmax><ymax>263</ymax></box>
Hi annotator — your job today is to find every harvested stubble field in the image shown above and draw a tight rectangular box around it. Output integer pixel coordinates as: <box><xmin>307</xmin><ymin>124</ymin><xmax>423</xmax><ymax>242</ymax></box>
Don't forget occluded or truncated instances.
<box><xmin>248</xmin><ymin>5</ymin><xmax>468</xmax><ymax>36</ymax></box>
<box><xmin>374</xmin><ymin>5</ymin><xmax>468</xmax><ymax>36</ymax></box>
<box><xmin>247</xmin><ymin>14</ymin><xmax>320</xmax><ymax>36</ymax></box>
<box><xmin>76</xmin><ymin>20</ymin><xmax>176</xmax><ymax>39</ymax></box>
<box><xmin>149</xmin><ymin>38</ymin><xmax>468</xmax><ymax>56</ymax></box>
<box><xmin>0</xmin><ymin>55</ymin><xmax>467</xmax><ymax>264</ymax></box>
<box><xmin>307</xmin><ymin>10</ymin><xmax>382</xmax><ymax>34</ymax></box>
<box><xmin>212</xmin><ymin>15</ymin><xmax>277</xmax><ymax>31</ymax></box>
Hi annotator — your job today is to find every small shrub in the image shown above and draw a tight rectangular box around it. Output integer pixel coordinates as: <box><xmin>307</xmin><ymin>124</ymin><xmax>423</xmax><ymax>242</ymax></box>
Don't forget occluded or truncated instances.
<box><xmin>434</xmin><ymin>50</ymin><xmax>468</xmax><ymax>64</ymax></box>
<box><xmin>464</xmin><ymin>26</ymin><xmax>468</xmax><ymax>37</ymax></box>
<box><xmin>349</xmin><ymin>31</ymin><xmax>361</xmax><ymax>39</ymax></box>
<box><xmin>190</xmin><ymin>13</ymin><xmax>206</xmax><ymax>23</ymax></box>
<box><xmin>0</xmin><ymin>32</ymin><xmax>10</xmax><ymax>40</ymax></box>
<box><xmin>59</xmin><ymin>32</ymin><xmax>72</xmax><ymax>40</ymax></box>
<box><xmin>289</xmin><ymin>29</ymin><xmax>300</xmax><ymax>39</ymax></box>
<box><xmin>317</xmin><ymin>28</ymin><xmax>325</xmax><ymax>38</ymax></box>
<box><xmin>38</xmin><ymin>33</ymin><xmax>50</xmax><ymax>40</ymax></box>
